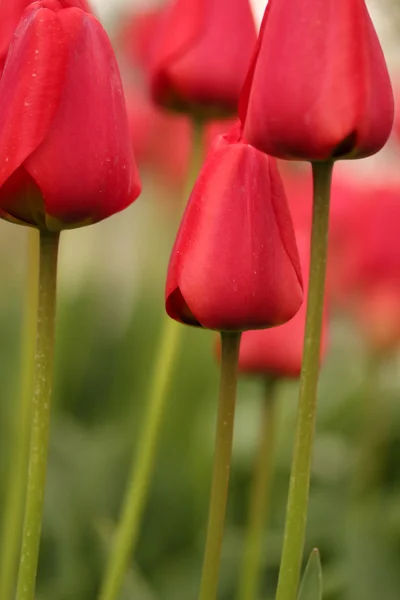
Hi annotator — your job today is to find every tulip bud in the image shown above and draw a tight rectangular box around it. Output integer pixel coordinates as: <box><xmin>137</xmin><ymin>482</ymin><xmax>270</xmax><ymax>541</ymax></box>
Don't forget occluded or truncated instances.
<box><xmin>237</xmin><ymin>235</ymin><xmax>328</xmax><ymax>377</ymax></box>
<box><xmin>0</xmin><ymin>0</ymin><xmax>141</xmax><ymax>231</ymax></box>
<box><xmin>149</xmin><ymin>0</ymin><xmax>257</xmax><ymax>117</ymax></box>
<box><xmin>240</xmin><ymin>0</ymin><xmax>394</xmax><ymax>161</ymax></box>
<box><xmin>165</xmin><ymin>126</ymin><xmax>303</xmax><ymax>331</ymax></box>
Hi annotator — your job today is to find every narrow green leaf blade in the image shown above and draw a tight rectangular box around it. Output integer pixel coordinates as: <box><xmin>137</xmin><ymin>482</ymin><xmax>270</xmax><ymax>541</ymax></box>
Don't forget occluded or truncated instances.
<box><xmin>297</xmin><ymin>548</ymin><xmax>323</xmax><ymax>600</ymax></box>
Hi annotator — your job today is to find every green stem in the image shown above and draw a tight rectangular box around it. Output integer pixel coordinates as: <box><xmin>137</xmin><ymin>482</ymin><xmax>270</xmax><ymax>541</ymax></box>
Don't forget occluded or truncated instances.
<box><xmin>275</xmin><ymin>161</ymin><xmax>333</xmax><ymax>600</ymax></box>
<box><xmin>15</xmin><ymin>230</ymin><xmax>60</xmax><ymax>600</ymax></box>
<box><xmin>98</xmin><ymin>318</ymin><xmax>183</xmax><ymax>600</ymax></box>
<box><xmin>238</xmin><ymin>377</ymin><xmax>278</xmax><ymax>600</ymax></box>
<box><xmin>198</xmin><ymin>331</ymin><xmax>241</xmax><ymax>600</ymax></box>
<box><xmin>0</xmin><ymin>229</ymin><xmax>39</xmax><ymax>600</ymax></box>
<box><xmin>353</xmin><ymin>352</ymin><xmax>386</xmax><ymax>497</ymax></box>
<box><xmin>98</xmin><ymin>120</ymin><xmax>204</xmax><ymax>600</ymax></box>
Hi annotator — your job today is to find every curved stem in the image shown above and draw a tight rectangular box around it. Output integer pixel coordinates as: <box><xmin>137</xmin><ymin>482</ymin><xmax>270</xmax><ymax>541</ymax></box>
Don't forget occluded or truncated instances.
<box><xmin>275</xmin><ymin>161</ymin><xmax>333</xmax><ymax>600</ymax></box>
<box><xmin>238</xmin><ymin>377</ymin><xmax>278</xmax><ymax>600</ymax></box>
<box><xmin>198</xmin><ymin>331</ymin><xmax>241</xmax><ymax>600</ymax></box>
<box><xmin>98</xmin><ymin>120</ymin><xmax>204</xmax><ymax>600</ymax></box>
<box><xmin>15</xmin><ymin>230</ymin><xmax>60</xmax><ymax>600</ymax></box>
<box><xmin>0</xmin><ymin>229</ymin><xmax>39</xmax><ymax>600</ymax></box>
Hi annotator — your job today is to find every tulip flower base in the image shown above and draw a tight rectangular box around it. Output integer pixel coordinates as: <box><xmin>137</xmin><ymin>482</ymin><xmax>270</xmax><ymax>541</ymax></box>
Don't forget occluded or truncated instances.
<box><xmin>199</xmin><ymin>331</ymin><xmax>241</xmax><ymax>600</ymax></box>
<box><xmin>238</xmin><ymin>377</ymin><xmax>277</xmax><ymax>600</ymax></box>
<box><xmin>16</xmin><ymin>230</ymin><xmax>59</xmax><ymax>600</ymax></box>
<box><xmin>275</xmin><ymin>162</ymin><xmax>333</xmax><ymax>600</ymax></box>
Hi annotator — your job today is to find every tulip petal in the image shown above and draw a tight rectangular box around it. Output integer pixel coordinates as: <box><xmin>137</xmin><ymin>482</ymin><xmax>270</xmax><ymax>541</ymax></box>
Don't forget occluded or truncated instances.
<box><xmin>0</xmin><ymin>0</ymin><xmax>33</xmax><ymax>73</ymax></box>
<box><xmin>24</xmin><ymin>8</ymin><xmax>141</xmax><ymax>225</ymax></box>
<box><xmin>240</xmin><ymin>0</ymin><xmax>394</xmax><ymax>160</ymax></box>
<box><xmin>0</xmin><ymin>4</ymin><xmax>69</xmax><ymax>186</ymax></box>
<box><xmin>166</xmin><ymin>138</ymin><xmax>303</xmax><ymax>331</ymax></box>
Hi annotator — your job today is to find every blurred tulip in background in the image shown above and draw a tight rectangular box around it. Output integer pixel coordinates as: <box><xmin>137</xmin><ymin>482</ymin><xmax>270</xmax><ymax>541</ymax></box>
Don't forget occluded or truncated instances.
<box><xmin>148</xmin><ymin>0</ymin><xmax>257</xmax><ymax>115</ymax></box>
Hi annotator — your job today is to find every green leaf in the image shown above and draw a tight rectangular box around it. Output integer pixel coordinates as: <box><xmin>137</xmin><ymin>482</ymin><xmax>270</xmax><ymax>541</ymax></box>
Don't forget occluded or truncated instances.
<box><xmin>297</xmin><ymin>548</ymin><xmax>323</xmax><ymax>600</ymax></box>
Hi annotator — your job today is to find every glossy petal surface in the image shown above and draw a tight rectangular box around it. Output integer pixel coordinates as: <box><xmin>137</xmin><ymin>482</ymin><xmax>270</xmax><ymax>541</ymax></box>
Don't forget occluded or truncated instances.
<box><xmin>0</xmin><ymin>4</ymin><xmax>68</xmax><ymax>187</ymax></box>
<box><xmin>25</xmin><ymin>9</ymin><xmax>140</xmax><ymax>224</ymax></box>
<box><xmin>166</xmin><ymin>134</ymin><xmax>303</xmax><ymax>331</ymax></box>
<box><xmin>240</xmin><ymin>0</ymin><xmax>394</xmax><ymax>160</ymax></box>
<box><xmin>0</xmin><ymin>0</ymin><xmax>32</xmax><ymax>73</ymax></box>
<box><xmin>0</xmin><ymin>1</ymin><xmax>141</xmax><ymax>230</ymax></box>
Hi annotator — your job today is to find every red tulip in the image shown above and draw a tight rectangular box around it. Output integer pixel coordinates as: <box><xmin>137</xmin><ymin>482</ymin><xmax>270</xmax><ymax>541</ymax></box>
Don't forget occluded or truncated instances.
<box><xmin>237</xmin><ymin>234</ymin><xmax>328</xmax><ymax>377</ymax></box>
<box><xmin>330</xmin><ymin>184</ymin><xmax>400</xmax><ymax>351</ymax></box>
<box><xmin>240</xmin><ymin>0</ymin><xmax>394</xmax><ymax>161</ymax></box>
<box><xmin>165</xmin><ymin>126</ymin><xmax>303</xmax><ymax>331</ymax></box>
<box><xmin>149</xmin><ymin>0</ymin><xmax>257</xmax><ymax>115</ymax></box>
<box><xmin>0</xmin><ymin>0</ymin><xmax>141</xmax><ymax>231</ymax></box>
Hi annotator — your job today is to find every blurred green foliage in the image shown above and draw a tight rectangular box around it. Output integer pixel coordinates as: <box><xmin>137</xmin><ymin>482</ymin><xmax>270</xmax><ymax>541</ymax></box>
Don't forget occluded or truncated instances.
<box><xmin>1</xmin><ymin>190</ymin><xmax>400</xmax><ymax>600</ymax></box>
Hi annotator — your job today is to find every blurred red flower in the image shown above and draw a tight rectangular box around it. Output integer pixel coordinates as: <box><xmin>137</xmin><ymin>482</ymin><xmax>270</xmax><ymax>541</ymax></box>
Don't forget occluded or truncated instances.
<box><xmin>0</xmin><ymin>0</ymin><xmax>141</xmax><ymax>231</ymax></box>
<box><xmin>149</xmin><ymin>0</ymin><xmax>257</xmax><ymax>115</ymax></box>
<box><xmin>165</xmin><ymin>127</ymin><xmax>303</xmax><ymax>331</ymax></box>
<box><xmin>240</xmin><ymin>0</ymin><xmax>394</xmax><ymax>161</ymax></box>
<box><xmin>330</xmin><ymin>184</ymin><xmax>400</xmax><ymax>351</ymax></box>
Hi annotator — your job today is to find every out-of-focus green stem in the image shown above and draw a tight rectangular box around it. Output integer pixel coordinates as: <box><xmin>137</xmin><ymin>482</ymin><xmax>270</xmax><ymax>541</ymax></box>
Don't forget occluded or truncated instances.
<box><xmin>15</xmin><ymin>230</ymin><xmax>60</xmax><ymax>600</ymax></box>
<box><xmin>198</xmin><ymin>331</ymin><xmax>242</xmax><ymax>600</ymax></box>
<box><xmin>275</xmin><ymin>161</ymin><xmax>333</xmax><ymax>600</ymax></box>
<box><xmin>0</xmin><ymin>229</ymin><xmax>39</xmax><ymax>600</ymax></box>
<box><xmin>98</xmin><ymin>120</ymin><xmax>204</xmax><ymax>600</ymax></box>
<box><xmin>238</xmin><ymin>378</ymin><xmax>277</xmax><ymax>600</ymax></box>
<box><xmin>353</xmin><ymin>353</ymin><xmax>387</xmax><ymax>496</ymax></box>
<box><xmin>98</xmin><ymin>318</ymin><xmax>183</xmax><ymax>600</ymax></box>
